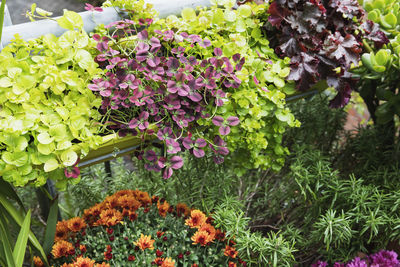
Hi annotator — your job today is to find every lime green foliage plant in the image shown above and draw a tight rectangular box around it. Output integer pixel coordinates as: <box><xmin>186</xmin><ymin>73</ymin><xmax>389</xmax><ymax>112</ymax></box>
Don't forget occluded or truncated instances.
<box><xmin>105</xmin><ymin>0</ymin><xmax>299</xmax><ymax>173</ymax></box>
<box><xmin>0</xmin><ymin>9</ymin><xmax>103</xmax><ymax>189</ymax></box>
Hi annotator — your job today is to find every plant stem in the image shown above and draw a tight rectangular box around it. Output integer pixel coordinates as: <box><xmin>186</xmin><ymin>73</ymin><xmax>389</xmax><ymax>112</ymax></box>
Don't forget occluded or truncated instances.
<box><xmin>0</xmin><ymin>0</ymin><xmax>7</xmax><ymax>44</ymax></box>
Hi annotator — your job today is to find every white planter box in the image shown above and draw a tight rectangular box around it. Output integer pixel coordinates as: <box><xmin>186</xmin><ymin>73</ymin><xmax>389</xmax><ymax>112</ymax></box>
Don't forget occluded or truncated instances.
<box><xmin>1</xmin><ymin>0</ymin><xmax>212</xmax><ymax>48</ymax></box>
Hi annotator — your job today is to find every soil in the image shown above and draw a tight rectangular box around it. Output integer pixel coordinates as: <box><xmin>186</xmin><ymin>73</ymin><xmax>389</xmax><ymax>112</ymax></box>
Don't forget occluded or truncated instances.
<box><xmin>7</xmin><ymin>0</ymin><xmax>85</xmax><ymax>25</ymax></box>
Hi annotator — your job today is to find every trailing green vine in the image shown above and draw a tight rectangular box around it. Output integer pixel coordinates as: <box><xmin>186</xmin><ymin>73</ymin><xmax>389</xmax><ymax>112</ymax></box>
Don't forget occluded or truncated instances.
<box><xmin>0</xmin><ymin>10</ymin><xmax>103</xmax><ymax>189</ymax></box>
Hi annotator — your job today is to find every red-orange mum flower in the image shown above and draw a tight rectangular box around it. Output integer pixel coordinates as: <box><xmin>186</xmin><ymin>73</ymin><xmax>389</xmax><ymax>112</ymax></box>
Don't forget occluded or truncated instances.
<box><xmin>215</xmin><ymin>229</ymin><xmax>225</xmax><ymax>241</ymax></box>
<box><xmin>199</xmin><ymin>223</ymin><xmax>216</xmax><ymax>241</ymax></box>
<box><xmin>136</xmin><ymin>190</ymin><xmax>152</xmax><ymax>205</ymax></box>
<box><xmin>97</xmin><ymin>209</ymin><xmax>123</xmax><ymax>226</ymax></box>
<box><xmin>191</xmin><ymin>230</ymin><xmax>213</xmax><ymax>246</ymax></box>
<box><xmin>224</xmin><ymin>245</ymin><xmax>238</xmax><ymax>258</ymax></box>
<box><xmin>33</xmin><ymin>256</ymin><xmax>44</xmax><ymax>267</ymax></box>
<box><xmin>117</xmin><ymin>195</ymin><xmax>141</xmax><ymax>210</ymax></box>
<box><xmin>191</xmin><ymin>264</ymin><xmax>199</xmax><ymax>267</ymax></box>
<box><xmin>73</xmin><ymin>256</ymin><xmax>95</xmax><ymax>267</ymax></box>
<box><xmin>95</xmin><ymin>263</ymin><xmax>110</xmax><ymax>267</ymax></box>
<box><xmin>228</xmin><ymin>262</ymin><xmax>237</xmax><ymax>267</ymax></box>
<box><xmin>80</xmin><ymin>244</ymin><xmax>87</xmax><ymax>253</ymax></box>
<box><xmin>157</xmin><ymin>200</ymin><xmax>170</xmax><ymax>217</ymax></box>
<box><xmin>51</xmin><ymin>240</ymin><xmax>75</xmax><ymax>259</ymax></box>
<box><xmin>185</xmin><ymin>210</ymin><xmax>207</xmax><ymax>228</ymax></box>
<box><xmin>154</xmin><ymin>257</ymin><xmax>164</xmax><ymax>265</ymax></box>
<box><xmin>161</xmin><ymin>257</ymin><xmax>175</xmax><ymax>267</ymax></box>
<box><xmin>176</xmin><ymin>203</ymin><xmax>190</xmax><ymax>217</ymax></box>
<box><xmin>55</xmin><ymin>221</ymin><xmax>69</xmax><ymax>242</ymax></box>
<box><xmin>61</xmin><ymin>264</ymin><xmax>73</xmax><ymax>267</ymax></box>
<box><xmin>67</xmin><ymin>217</ymin><xmax>87</xmax><ymax>232</ymax></box>
<box><xmin>134</xmin><ymin>234</ymin><xmax>155</xmax><ymax>250</ymax></box>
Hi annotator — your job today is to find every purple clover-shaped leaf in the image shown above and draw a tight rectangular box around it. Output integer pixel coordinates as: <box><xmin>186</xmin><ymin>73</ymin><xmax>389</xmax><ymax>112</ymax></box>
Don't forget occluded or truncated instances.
<box><xmin>214</xmin><ymin>48</ymin><xmax>222</xmax><ymax>57</ymax></box>
<box><xmin>170</xmin><ymin>156</ymin><xmax>183</xmax><ymax>169</ymax></box>
<box><xmin>212</xmin><ymin>116</ymin><xmax>224</xmax><ymax>126</ymax></box>
<box><xmin>166</xmin><ymin>139</ymin><xmax>181</xmax><ymax>154</ymax></box>
<box><xmin>157</xmin><ymin>127</ymin><xmax>173</xmax><ymax>141</ymax></box>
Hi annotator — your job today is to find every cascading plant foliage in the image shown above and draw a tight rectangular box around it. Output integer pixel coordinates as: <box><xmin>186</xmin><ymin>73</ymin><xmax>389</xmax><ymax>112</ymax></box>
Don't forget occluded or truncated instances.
<box><xmin>263</xmin><ymin>0</ymin><xmax>388</xmax><ymax>108</ymax></box>
<box><xmin>89</xmin><ymin>13</ymin><xmax>244</xmax><ymax>178</ymax></box>
<box><xmin>0</xmin><ymin>9</ymin><xmax>103</xmax><ymax>189</ymax></box>
<box><xmin>103</xmin><ymin>0</ymin><xmax>300</xmax><ymax>174</ymax></box>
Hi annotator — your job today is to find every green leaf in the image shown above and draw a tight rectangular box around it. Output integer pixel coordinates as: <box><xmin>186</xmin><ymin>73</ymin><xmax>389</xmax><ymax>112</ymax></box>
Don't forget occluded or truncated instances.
<box><xmin>37</xmin><ymin>132</ymin><xmax>54</xmax><ymax>145</ymax></box>
<box><xmin>381</xmin><ymin>13</ymin><xmax>397</xmax><ymax>28</ymax></box>
<box><xmin>238</xmin><ymin>5</ymin><xmax>252</xmax><ymax>18</ymax></box>
<box><xmin>235</xmin><ymin>19</ymin><xmax>246</xmax><ymax>33</ymax></box>
<box><xmin>74</xmin><ymin>49</ymin><xmax>93</xmax><ymax>70</ymax></box>
<box><xmin>13</xmin><ymin>210</ymin><xmax>31</xmax><ymax>267</ymax></box>
<box><xmin>37</xmin><ymin>143</ymin><xmax>55</xmax><ymax>155</ymax></box>
<box><xmin>60</xmin><ymin>149</ymin><xmax>78</xmax><ymax>166</ymax></box>
<box><xmin>44</xmin><ymin>158</ymin><xmax>59</xmax><ymax>172</ymax></box>
<box><xmin>42</xmin><ymin>199</ymin><xmax>58</xmax><ymax>255</ymax></box>
<box><xmin>0</xmin><ymin>214</ymin><xmax>16</xmax><ymax>267</ymax></box>
<box><xmin>0</xmin><ymin>179</ymin><xmax>25</xmax><ymax>210</ymax></box>
<box><xmin>0</xmin><ymin>77</ymin><xmax>12</xmax><ymax>87</ymax></box>
<box><xmin>36</xmin><ymin>8</ymin><xmax>53</xmax><ymax>17</ymax></box>
<box><xmin>224</xmin><ymin>10</ymin><xmax>236</xmax><ymax>22</ymax></box>
<box><xmin>181</xmin><ymin>8</ymin><xmax>196</xmax><ymax>21</ymax></box>
<box><xmin>57</xmin><ymin>10</ymin><xmax>83</xmax><ymax>30</ymax></box>
<box><xmin>2</xmin><ymin>152</ymin><xmax>28</xmax><ymax>167</ymax></box>
<box><xmin>0</xmin><ymin>195</ymin><xmax>48</xmax><ymax>266</ymax></box>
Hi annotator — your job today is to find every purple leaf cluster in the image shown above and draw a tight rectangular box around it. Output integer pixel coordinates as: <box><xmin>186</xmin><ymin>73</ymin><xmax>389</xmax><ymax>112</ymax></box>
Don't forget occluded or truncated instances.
<box><xmin>265</xmin><ymin>0</ymin><xmax>388</xmax><ymax>108</ymax></box>
<box><xmin>312</xmin><ymin>250</ymin><xmax>400</xmax><ymax>267</ymax></box>
<box><xmin>89</xmin><ymin>20</ymin><xmax>243</xmax><ymax>178</ymax></box>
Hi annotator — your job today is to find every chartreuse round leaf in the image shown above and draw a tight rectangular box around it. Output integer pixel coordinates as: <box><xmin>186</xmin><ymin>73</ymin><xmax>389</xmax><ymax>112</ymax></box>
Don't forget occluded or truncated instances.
<box><xmin>181</xmin><ymin>8</ymin><xmax>196</xmax><ymax>21</ymax></box>
<box><xmin>2</xmin><ymin>152</ymin><xmax>29</xmax><ymax>167</ymax></box>
<box><xmin>37</xmin><ymin>143</ymin><xmax>55</xmax><ymax>155</ymax></box>
<box><xmin>57</xmin><ymin>10</ymin><xmax>83</xmax><ymax>30</ymax></box>
<box><xmin>44</xmin><ymin>158</ymin><xmax>59</xmax><ymax>172</ymax></box>
<box><xmin>37</xmin><ymin>132</ymin><xmax>54</xmax><ymax>144</ymax></box>
<box><xmin>60</xmin><ymin>149</ymin><xmax>78</xmax><ymax>167</ymax></box>
<box><xmin>0</xmin><ymin>77</ymin><xmax>12</xmax><ymax>87</ymax></box>
<box><xmin>238</xmin><ymin>5</ymin><xmax>252</xmax><ymax>18</ymax></box>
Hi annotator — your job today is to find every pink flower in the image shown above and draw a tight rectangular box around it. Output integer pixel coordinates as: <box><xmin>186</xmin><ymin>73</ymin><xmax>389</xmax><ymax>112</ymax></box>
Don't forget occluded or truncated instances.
<box><xmin>85</xmin><ymin>3</ymin><xmax>103</xmax><ymax>12</ymax></box>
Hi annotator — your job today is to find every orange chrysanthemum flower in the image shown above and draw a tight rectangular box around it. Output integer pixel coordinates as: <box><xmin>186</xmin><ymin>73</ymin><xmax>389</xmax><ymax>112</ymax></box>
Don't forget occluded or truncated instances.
<box><xmin>51</xmin><ymin>240</ymin><xmax>74</xmax><ymax>259</ymax></box>
<box><xmin>33</xmin><ymin>256</ymin><xmax>44</xmax><ymax>267</ymax></box>
<box><xmin>191</xmin><ymin>264</ymin><xmax>199</xmax><ymax>267</ymax></box>
<box><xmin>117</xmin><ymin>195</ymin><xmax>141</xmax><ymax>210</ymax></box>
<box><xmin>55</xmin><ymin>221</ymin><xmax>69</xmax><ymax>242</ymax></box>
<box><xmin>157</xmin><ymin>200</ymin><xmax>170</xmax><ymax>217</ymax></box>
<box><xmin>185</xmin><ymin>210</ymin><xmax>207</xmax><ymax>228</ymax></box>
<box><xmin>191</xmin><ymin>230</ymin><xmax>213</xmax><ymax>246</ymax></box>
<box><xmin>224</xmin><ymin>245</ymin><xmax>238</xmax><ymax>258</ymax></box>
<box><xmin>161</xmin><ymin>257</ymin><xmax>175</xmax><ymax>267</ymax></box>
<box><xmin>176</xmin><ymin>203</ymin><xmax>190</xmax><ymax>217</ymax></box>
<box><xmin>95</xmin><ymin>263</ymin><xmax>110</xmax><ymax>267</ymax></box>
<box><xmin>60</xmin><ymin>263</ymin><xmax>73</xmax><ymax>267</ymax></box>
<box><xmin>104</xmin><ymin>195</ymin><xmax>119</xmax><ymax>209</ymax></box>
<box><xmin>136</xmin><ymin>190</ymin><xmax>152</xmax><ymax>205</ymax></box>
<box><xmin>199</xmin><ymin>223</ymin><xmax>216</xmax><ymax>241</ymax></box>
<box><xmin>73</xmin><ymin>256</ymin><xmax>95</xmax><ymax>267</ymax></box>
<box><xmin>228</xmin><ymin>262</ymin><xmax>237</xmax><ymax>267</ymax></box>
<box><xmin>97</xmin><ymin>209</ymin><xmax>123</xmax><ymax>226</ymax></box>
<box><xmin>153</xmin><ymin>257</ymin><xmax>164</xmax><ymax>265</ymax></box>
<box><xmin>134</xmin><ymin>234</ymin><xmax>155</xmax><ymax>250</ymax></box>
<box><xmin>67</xmin><ymin>217</ymin><xmax>87</xmax><ymax>232</ymax></box>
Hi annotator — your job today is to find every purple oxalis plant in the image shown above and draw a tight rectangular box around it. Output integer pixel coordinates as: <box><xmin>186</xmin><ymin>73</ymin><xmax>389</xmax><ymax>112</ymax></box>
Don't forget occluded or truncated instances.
<box><xmin>88</xmin><ymin>18</ymin><xmax>244</xmax><ymax>179</ymax></box>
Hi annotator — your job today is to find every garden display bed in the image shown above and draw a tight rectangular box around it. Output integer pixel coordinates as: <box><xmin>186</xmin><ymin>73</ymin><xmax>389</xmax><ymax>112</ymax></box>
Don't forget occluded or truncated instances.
<box><xmin>0</xmin><ymin>0</ymin><xmax>399</xmax><ymax>266</ymax></box>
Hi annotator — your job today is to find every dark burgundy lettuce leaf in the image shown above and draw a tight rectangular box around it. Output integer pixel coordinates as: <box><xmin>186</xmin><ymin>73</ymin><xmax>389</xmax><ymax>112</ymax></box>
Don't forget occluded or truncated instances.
<box><xmin>329</xmin><ymin>0</ymin><xmax>363</xmax><ymax>19</ymax></box>
<box><xmin>361</xmin><ymin>20</ymin><xmax>390</xmax><ymax>49</ymax></box>
<box><xmin>323</xmin><ymin>32</ymin><xmax>361</xmax><ymax>68</ymax></box>
<box><xmin>264</xmin><ymin>0</ymin><xmax>382</xmax><ymax>107</ymax></box>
